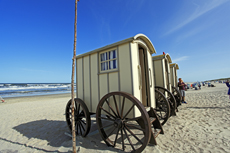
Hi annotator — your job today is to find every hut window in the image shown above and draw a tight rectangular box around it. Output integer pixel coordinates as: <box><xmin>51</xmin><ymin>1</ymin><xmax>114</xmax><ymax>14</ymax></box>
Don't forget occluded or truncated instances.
<box><xmin>100</xmin><ymin>50</ymin><xmax>117</xmax><ymax>71</ymax></box>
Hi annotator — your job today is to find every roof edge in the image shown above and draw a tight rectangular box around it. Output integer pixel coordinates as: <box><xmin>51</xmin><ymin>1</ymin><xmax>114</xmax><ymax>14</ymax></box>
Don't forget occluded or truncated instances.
<box><xmin>134</xmin><ymin>34</ymin><xmax>156</xmax><ymax>54</ymax></box>
<box><xmin>152</xmin><ymin>53</ymin><xmax>172</xmax><ymax>63</ymax></box>
<box><xmin>170</xmin><ymin>63</ymin><xmax>179</xmax><ymax>69</ymax></box>
<box><xmin>76</xmin><ymin>33</ymin><xmax>156</xmax><ymax>59</ymax></box>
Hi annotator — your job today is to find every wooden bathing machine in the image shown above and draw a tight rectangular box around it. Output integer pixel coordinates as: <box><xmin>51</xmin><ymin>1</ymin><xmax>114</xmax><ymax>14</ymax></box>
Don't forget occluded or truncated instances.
<box><xmin>170</xmin><ymin>63</ymin><xmax>179</xmax><ymax>88</ymax></box>
<box><xmin>75</xmin><ymin>34</ymin><xmax>156</xmax><ymax>117</ymax></box>
<box><xmin>152</xmin><ymin>53</ymin><xmax>179</xmax><ymax>116</ymax></box>
<box><xmin>152</xmin><ymin>53</ymin><xmax>172</xmax><ymax>92</ymax></box>
<box><xmin>66</xmin><ymin>34</ymin><xmax>165</xmax><ymax>152</ymax></box>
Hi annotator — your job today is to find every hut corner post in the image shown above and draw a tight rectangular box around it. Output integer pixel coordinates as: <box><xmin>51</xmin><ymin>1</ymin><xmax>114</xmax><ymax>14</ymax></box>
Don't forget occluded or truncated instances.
<box><xmin>71</xmin><ymin>0</ymin><xmax>78</xmax><ymax>152</ymax></box>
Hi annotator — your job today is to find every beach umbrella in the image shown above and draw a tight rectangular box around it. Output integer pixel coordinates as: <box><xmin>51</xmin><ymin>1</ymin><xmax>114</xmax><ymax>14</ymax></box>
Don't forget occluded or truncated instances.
<box><xmin>71</xmin><ymin>0</ymin><xmax>79</xmax><ymax>152</ymax></box>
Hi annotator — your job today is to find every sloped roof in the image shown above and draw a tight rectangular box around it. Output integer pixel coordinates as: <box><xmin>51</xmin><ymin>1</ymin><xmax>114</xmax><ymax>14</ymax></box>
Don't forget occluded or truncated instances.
<box><xmin>76</xmin><ymin>34</ymin><xmax>156</xmax><ymax>58</ymax></box>
<box><xmin>170</xmin><ymin>63</ymin><xmax>179</xmax><ymax>69</ymax></box>
<box><xmin>152</xmin><ymin>53</ymin><xmax>172</xmax><ymax>63</ymax></box>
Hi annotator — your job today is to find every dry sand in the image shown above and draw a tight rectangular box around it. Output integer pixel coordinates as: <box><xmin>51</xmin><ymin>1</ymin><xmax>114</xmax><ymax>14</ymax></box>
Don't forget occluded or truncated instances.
<box><xmin>0</xmin><ymin>83</ymin><xmax>230</xmax><ymax>153</ymax></box>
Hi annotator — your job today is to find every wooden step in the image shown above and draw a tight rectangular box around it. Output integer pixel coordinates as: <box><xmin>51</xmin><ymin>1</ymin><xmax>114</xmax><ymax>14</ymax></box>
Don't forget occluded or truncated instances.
<box><xmin>147</xmin><ymin>107</ymin><xmax>164</xmax><ymax>145</ymax></box>
<box><xmin>171</xmin><ymin>109</ymin><xmax>177</xmax><ymax>116</ymax></box>
<box><xmin>153</xmin><ymin>129</ymin><xmax>162</xmax><ymax>138</ymax></box>
<box><xmin>149</xmin><ymin>117</ymin><xmax>157</xmax><ymax>124</ymax></box>
<box><xmin>149</xmin><ymin>128</ymin><xmax>162</xmax><ymax>145</ymax></box>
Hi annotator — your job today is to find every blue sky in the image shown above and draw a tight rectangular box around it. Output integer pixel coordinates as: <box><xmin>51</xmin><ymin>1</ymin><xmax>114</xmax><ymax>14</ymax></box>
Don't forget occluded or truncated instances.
<box><xmin>0</xmin><ymin>0</ymin><xmax>229</xmax><ymax>83</ymax></box>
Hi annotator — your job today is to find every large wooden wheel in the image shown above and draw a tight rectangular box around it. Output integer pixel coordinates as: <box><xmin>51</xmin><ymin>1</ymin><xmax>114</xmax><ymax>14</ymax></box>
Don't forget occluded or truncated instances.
<box><xmin>171</xmin><ymin>86</ymin><xmax>182</xmax><ymax>107</ymax></box>
<box><xmin>96</xmin><ymin>92</ymin><xmax>151</xmax><ymax>153</ymax></box>
<box><xmin>65</xmin><ymin>98</ymin><xmax>91</xmax><ymax>137</ymax></box>
<box><xmin>155</xmin><ymin>86</ymin><xmax>177</xmax><ymax>116</ymax></box>
<box><xmin>155</xmin><ymin>89</ymin><xmax>170</xmax><ymax>125</ymax></box>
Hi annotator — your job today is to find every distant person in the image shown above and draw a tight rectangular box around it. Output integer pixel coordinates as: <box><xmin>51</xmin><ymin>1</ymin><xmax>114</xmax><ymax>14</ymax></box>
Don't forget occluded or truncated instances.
<box><xmin>226</xmin><ymin>80</ymin><xmax>230</xmax><ymax>99</ymax></box>
<box><xmin>0</xmin><ymin>96</ymin><xmax>5</xmax><ymax>103</ymax></box>
<box><xmin>178</xmin><ymin>78</ymin><xmax>187</xmax><ymax>104</ymax></box>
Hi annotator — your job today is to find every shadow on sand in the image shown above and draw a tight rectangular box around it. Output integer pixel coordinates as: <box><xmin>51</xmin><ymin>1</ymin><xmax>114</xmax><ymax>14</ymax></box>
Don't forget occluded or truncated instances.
<box><xmin>13</xmin><ymin>119</ymin><xmax>70</xmax><ymax>147</ymax></box>
<box><xmin>12</xmin><ymin>119</ymin><xmax>120</xmax><ymax>152</ymax></box>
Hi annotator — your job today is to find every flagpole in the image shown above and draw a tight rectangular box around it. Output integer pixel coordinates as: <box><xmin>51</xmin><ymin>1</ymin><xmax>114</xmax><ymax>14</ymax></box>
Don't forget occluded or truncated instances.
<box><xmin>71</xmin><ymin>0</ymin><xmax>78</xmax><ymax>152</ymax></box>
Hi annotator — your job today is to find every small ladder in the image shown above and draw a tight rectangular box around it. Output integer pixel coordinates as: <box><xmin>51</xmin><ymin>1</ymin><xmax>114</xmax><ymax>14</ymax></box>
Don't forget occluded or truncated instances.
<box><xmin>146</xmin><ymin>107</ymin><xmax>164</xmax><ymax>145</ymax></box>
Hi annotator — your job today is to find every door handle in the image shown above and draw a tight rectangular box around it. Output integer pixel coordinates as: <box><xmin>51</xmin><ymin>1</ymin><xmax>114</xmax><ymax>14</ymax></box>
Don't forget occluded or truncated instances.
<box><xmin>149</xmin><ymin>68</ymin><xmax>152</xmax><ymax>87</ymax></box>
<box><xmin>138</xmin><ymin>65</ymin><xmax>142</xmax><ymax>90</ymax></box>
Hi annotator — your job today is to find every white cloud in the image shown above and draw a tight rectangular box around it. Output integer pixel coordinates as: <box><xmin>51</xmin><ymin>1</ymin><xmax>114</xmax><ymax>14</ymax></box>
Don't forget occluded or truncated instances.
<box><xmin>173</xmin><ymin>56</ymin><xmax>189</xmax><ymax>62</ymax></box>
<box><xmin>164</xmin><ymin>0</ymin><xmax>228</xmax><ymax>35</ymax></box>
<box><xmin>174</xmin><ymin>26</ymin><xmax>204</xmax><ymax>43</ymax></box>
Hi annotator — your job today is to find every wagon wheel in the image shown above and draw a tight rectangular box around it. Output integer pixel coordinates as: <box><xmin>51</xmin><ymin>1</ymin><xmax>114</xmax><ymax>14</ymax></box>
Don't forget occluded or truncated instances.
<box><xmin>171</xmin><ymin>86</ymin><xmax>182</xmax><ymax>107</ymax></box>
<box><xmin>65</xmin><ymin>98</ymin><xmax>91</xmax><ymax>137</ymax></box>
<box><xmin>155</xmin><ymin>89</ymin><xmax>170</xmax><ymax>125</ymax></box>
<box><xmin>155</xmin><ymin>86</ymin><xmax>177</xmax><ymax>116</ymax></box>
<box><xmin>96</xmin><ymin>92</ymin><xmax>151</xmax><ymax>153</ymax></box>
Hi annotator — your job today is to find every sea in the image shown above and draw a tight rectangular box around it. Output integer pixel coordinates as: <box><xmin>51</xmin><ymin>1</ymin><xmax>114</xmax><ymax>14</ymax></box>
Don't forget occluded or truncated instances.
<box><xmin>0</xmin><ymin>83</ymin><xmax>75</xmax><ymax>98</ymax></box>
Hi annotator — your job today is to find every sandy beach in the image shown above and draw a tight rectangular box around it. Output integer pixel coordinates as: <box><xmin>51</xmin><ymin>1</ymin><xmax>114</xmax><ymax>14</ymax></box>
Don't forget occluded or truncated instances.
<box><xmin>0</xmin><ymin>83</ymin><xmax>230</xmax><ymax>153</ymax></box>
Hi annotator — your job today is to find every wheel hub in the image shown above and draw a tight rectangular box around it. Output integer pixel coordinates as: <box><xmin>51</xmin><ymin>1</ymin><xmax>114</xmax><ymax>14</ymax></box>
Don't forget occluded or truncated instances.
<box><xmin>114</xmin><ymin>118</ymin><xmax>123</xmax><ymax>128</ymax></box>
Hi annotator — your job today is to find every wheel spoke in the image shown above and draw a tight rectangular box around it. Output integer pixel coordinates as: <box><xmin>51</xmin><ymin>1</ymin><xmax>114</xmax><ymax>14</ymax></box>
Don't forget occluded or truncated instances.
<box><xmin>157</xmin><ymin>96</ymin><xmax>162</xmax><ymax>102</ymax></box>
<box><xmin>121</xmin><ymin>128</ymin><xmax>125</xmax><ymax>151</ymax></box>
<box><xmin>79</xmin><ymin>122</ymin><xmax>83</xmax><ymax>135</ymax></box>
<box><xmin>100</xmin><ymin>123</ymin><xmax>114</xmax><ymax>129</ymax></box>
<box><xmin>160</xmin><ymin>111</ymin><xmax>163</xmax><ymax>118</ymax></box>
<box><xmin>113</xmin><ymin>128</ymin><xmax>120</xmax><ymax>147</ymax></box>
<box><xmin>77</xmin><ymin>103</ymin><xmax>80</xmax><ymax>117</ymax></box>
<box><xmin>78</xmin><ymin>111</ymin><xmax>85</xmax><ymax>118</ymax></box>
<box><xmin>79</xmin><ymin>120</ymin><xmax>85</xmax><ymax>132</ymax></box>
<box><xmin>123</xmin><ymin>128</ymin><xmax>135</xmax><ymax>151</ymax></box>
<box><xmin>66</xmin><ymin>117</ymin><xmax>72</xmax><ymax>120</ymax></box>
<box><xmin>76</xmin><ymin>122</ymin><xmax>79</xmax><ymax>135</ymax></box>
<box><xmin>125</xmin><ymin>123</ymin><xmax>145</xmax><ymax>132</ymax></box>
<box><xmin>105</xmin><ymin>99</ymin><xmax>119</xmax><ymax>118</ymax></box>
<box><xmin>100</xmin><ymin>106</ymin><xmax>117</xmax><ymax>119</ymax></box>
<box><xmin>80</xmin><ymin>119</ymin><xmax>86</xmax><ymax>125</ymax></box>
<box><xmin>98</xmin><ymin>116</ymin><xmax>115</xmax><ymax>122</ymax></box>
<box><xmin>125</xmin><ymin>125</ymin><xmax>143</xmax><ymax>144</ymax></box>
<box><xmin>124</xmin><ymin>116</ymin><xmax>142</xmax><ymax>122</ymax></box>
<box><xmin>113</xmin><ymin>95</ymin><xmax>121</xmax><ymax>117</ymax></box>
<box><xmin>122</xmin><ymin>104</ymin><xmax>135</xmax><ymax>120</ymax></box>
<box><xmin>106</xmin><ymin>127</ymin><xmax>117</xmax><ymax>139</ymax></box>
<box><xmin>120</xmin><ymin>96</ymin><xmax>125</xmax><ymax>118</ymax></box>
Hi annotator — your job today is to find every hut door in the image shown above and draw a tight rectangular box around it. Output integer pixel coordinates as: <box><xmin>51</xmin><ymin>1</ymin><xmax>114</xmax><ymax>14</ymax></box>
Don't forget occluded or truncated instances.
<box><xmin>139</xmin><ymin>48</ymin><xmax>150</xmax><ymax>107</ymax></box>
<box><xmin>164</xmin><ymin>60</ymin><xmax>171</xmax><ymax>91</ymax></box>
<box><xmin>175</xmin><ymin>69</ymin><xmax>178</xmax><ymax>87</ymax></box>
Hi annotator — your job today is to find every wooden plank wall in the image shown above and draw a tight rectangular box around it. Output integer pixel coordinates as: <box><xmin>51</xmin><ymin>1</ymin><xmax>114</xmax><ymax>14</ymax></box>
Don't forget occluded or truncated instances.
<box><xmin>76</xmin><ymin>43</ymin><xmax>133</xmax><ymax>114</ymax></box>
<box><xmin>153</xmin><ymin>60</ymin><xmax>164</xmax><ymax>87</ymax></box>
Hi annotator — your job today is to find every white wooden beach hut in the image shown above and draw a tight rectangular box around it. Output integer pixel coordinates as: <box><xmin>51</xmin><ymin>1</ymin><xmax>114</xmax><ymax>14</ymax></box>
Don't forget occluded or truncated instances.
<box><xmin>76</xmin><ymin>33</ymin><xmax>156</xmax><ymax>112</ymax></box>
<box><xmin>152</xmin><ymin>53</ymin><xmax>172</xmax><ymax>92</ymax></box>
<box><xmin>65</xmin><ymin>34</ymin><xmax>164</xmax><ymax>152</ymax></box>
<box><xmin>152</xmin><ymin>53</ymin><xmax>179</xmax><ymax>115</ymax></box>
<box><xmin>170</xmin><ymin>63</ymin><xmax>179</xmax><ymax>88</ymax></box>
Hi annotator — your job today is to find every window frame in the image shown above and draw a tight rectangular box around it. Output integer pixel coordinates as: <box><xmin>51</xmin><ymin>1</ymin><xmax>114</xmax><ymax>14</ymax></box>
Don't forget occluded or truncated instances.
<box><xmin>99</xmin><ymin>49</ymin><xmax>118</xmax><ymax>73</ymax></box>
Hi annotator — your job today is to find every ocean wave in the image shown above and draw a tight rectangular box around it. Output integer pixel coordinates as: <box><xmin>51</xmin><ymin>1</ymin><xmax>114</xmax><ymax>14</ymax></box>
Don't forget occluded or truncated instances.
<box><xmin>0</xmin><ymin>83</ymin><xmax>76</xmax><ymax>98</ymax></box>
